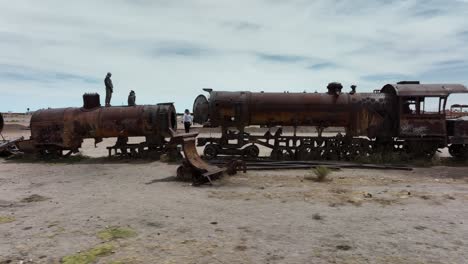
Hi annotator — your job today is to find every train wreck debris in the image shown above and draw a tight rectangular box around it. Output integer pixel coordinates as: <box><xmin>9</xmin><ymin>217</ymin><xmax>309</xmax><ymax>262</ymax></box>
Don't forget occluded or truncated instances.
<box><xmin>193</xmin><ymin>82</ymin><xmax>468</xmax><ymax>161</ymax></box>
<box><xmin>0</xmin><ymin>113</ymin><xmax>24</xmax><ymax>157</ymax></box>
<box><xmin>0</xmin><ymin>136</ymin><xmax>24</xmax><ymax>157</ymax></box>
<box><xmin>18</xmin><ymin>93</ymin><xmax>177</xmax><ymax>157</ymax></box>
<box><xmin>170</xmin><ymin>132</ymin><xmax>228</xmax><ymax>185</ymax></box>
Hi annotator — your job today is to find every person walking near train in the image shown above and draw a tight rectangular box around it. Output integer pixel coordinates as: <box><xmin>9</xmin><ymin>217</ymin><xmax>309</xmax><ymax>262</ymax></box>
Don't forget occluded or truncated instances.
<box><xmin>104</xmin><ymin>72</ymin><xmax>113</xmax><ymax>107</ymax></box>
<box><xmin>183</xmin><ymin>109</ymin><xmax>193</xmax><ymax>133</ymax></box>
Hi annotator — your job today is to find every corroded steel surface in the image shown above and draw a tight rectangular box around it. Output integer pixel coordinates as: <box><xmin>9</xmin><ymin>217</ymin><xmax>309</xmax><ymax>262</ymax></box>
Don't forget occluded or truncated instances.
<box><xmin>399</xmin><ymin>115</ymin><xmax>446</xmax><ymax>137</ymax></box>
<box><xmin>381</xmin><ymin>83</ymin><xmax>468</xmax><ymax>97</ymax></box>
<box><xmin>171</xmin><ymin>132</ymin><xmax>225</xmax><ymax>183</ymax></box>
<box><xmin>194</xmin><ymin>90</ymin><xmax>394</xmax><ymax>138</ymax></box>
<box><xmin>30</xmin><ymin>103</ymin><xmax>177</xmax><ymax>151</ymax></box>
<box><xmin>447</xmin><ymin>118</ymin><xmax>468</xmax><ymax>144</ymax></box>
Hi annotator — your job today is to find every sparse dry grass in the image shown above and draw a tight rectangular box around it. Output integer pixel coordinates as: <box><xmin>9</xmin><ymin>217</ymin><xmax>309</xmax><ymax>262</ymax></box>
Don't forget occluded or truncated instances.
<box><xmin>61</xmin><ymin>243</ymin><xmax>114</xmax><ymax>264</ymax></box>
<box><xmin>97</xmin><ymin>226</ymin><xmax>137</xmax><ymax>241</ymax></box>
<box><xmin>21</xmin><ymin>194</ymin><xmax>49</xmax><ymax>203</ymax></box>
<box><xmin>0</xmin><ymin>216</ymin><xmax>15</xmax><ymax>224</ymax></box>
<box><xmin>305</xmin><ymin>166</ymin><xmax>332</xmax><ymax>182</ymax></box>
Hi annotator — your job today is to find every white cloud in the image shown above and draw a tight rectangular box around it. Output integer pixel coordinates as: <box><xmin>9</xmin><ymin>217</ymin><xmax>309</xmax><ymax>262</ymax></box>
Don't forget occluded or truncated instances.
<box><xmin>0</xmin><ymin>0</ymin><xmax>468</xmax><ymax>112</ymax></box>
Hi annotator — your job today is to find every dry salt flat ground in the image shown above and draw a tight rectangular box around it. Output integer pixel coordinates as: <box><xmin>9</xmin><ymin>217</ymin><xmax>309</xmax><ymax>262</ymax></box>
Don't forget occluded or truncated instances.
<box><xmin>0</xmin><ymin>116</ymin><xmax>467</xmax><ymax>263</ymax></box>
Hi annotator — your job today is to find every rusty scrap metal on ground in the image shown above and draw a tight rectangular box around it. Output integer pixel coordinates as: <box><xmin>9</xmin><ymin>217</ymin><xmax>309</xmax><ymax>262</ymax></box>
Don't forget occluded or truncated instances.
<box><xmin>170</xmin><ymin>132</ymin><xmax>249</xmax><ymax>185</ymax></box>
<box><xmin>170</xmin><ymin>132</ymin><xmax>228</xmax><ymax>185</ymax></box>
<box><xmin>0</xmin><ymin>137</ymin><xmax>24</xmax><ymax>157</ymax></box>
<box><xmin>0</xmin><ymin>113</ymin><xmax>23</xmax><ymax>157</ymax></box>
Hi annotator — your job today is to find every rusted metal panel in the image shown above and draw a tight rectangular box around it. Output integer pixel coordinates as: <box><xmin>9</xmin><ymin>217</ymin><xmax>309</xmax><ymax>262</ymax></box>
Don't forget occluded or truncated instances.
<box><xmin>447</xmin><ymin>118</ymin><xmax>468</xmax><ymax>144</ymax></box>
<box><xmin>399</xmin><ymin>115</ymin><xmax>446</xmax><ymax>137</ymax></box>
<box><xmin>30</xmin><ymin>104</ymin><xmax>177</xmax><ymax>150</ymax></box>
<box><xmin>381</xmin><ymin>83</ymin><xmax>468</xmax><ymax>97</ymax></box>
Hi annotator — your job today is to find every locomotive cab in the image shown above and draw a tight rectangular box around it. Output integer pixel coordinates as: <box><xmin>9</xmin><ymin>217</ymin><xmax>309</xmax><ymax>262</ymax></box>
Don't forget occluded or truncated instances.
<box><xmin>398</xmin><ymin>96</ymin><xmax>447</xmax><ymax>138</ymax></box>
<box><xmin>382</xmin><ymin>82</ymin><xmax>468</xmax><ymax>157</ymax></box>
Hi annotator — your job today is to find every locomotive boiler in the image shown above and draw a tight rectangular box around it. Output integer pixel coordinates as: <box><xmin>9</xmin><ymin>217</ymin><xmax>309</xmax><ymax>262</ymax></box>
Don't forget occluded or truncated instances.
<box><xmin>193</xmin><ymin>82</ymin><xmax>468</xmax><ymax>160</ymax></box>
<box><xmin>23</xmin><ymin>94</ymin><xmax>177</xmax><ymax>156</ymax></box>
<box><xmin>194</xmin><ymin>83</ymin><xmax>394</xmax><ymax>138</ymax></box>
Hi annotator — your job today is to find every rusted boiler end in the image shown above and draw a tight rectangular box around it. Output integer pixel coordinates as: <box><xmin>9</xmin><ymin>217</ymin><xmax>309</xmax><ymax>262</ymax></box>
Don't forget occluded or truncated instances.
<box><xmin>0</xmin><ymin>112</ymin><xmax>4</xmax><ymax>134</ymax></box>
<box><xmin>25</xmin><ymin>93</ymin><xmax>177</xmax><ymax>155</ymax></box>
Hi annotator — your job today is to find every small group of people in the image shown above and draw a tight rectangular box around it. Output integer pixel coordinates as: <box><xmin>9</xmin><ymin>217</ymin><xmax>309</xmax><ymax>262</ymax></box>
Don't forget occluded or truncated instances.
<box><xmin>104</xmin><ymin>72</ymin><xmax>136</xmax><ymax>107</ymax></box>
<box><xmin>105</xmin><ymin>72</ymin><xmax>194</xmax><ymax>133</ymax></box>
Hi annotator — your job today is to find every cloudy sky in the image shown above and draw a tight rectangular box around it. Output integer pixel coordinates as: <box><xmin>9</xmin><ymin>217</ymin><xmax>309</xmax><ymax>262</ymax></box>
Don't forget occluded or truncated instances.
<box><xmin>1</xmin><ymin>0</ymin><xmax>468</xmax><ymax>112</ymax></box>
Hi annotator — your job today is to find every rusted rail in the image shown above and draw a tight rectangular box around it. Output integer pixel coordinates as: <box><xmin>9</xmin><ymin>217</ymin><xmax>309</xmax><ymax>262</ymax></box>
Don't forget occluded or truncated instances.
<box><xmin>208</xmin><ymin>160</ymin><xmax>413</xmax><ymax>171</ymax></box>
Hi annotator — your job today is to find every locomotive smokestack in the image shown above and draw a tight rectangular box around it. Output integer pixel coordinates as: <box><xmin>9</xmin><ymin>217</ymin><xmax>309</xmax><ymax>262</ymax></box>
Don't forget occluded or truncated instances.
<box><xmin>350</xmin><ymin>85</ymin><xmax>357</xmax><ymax>95</ymax></box>
<box><xmin>83</xmin><ymin>93</ymin><xmax>101</xmax><ymax>109</ymax></box>
<box><xmin>327</xmin><ymin>82</ymin><xmax>343</xmax><ymax>95</ymax></box>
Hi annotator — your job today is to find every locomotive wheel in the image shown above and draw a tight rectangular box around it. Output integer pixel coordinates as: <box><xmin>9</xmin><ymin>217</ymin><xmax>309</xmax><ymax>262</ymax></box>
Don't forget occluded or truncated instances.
<box><xmin>449</xmin><ymin>144</ymin><xmax>468</xmax><ymax>160</ymax></box>
<box><xmin>297</xmin><ymin>146</ymin><xmax>311</xmax><ymax>160</ymax></box>
<box><xmin>405</xmin><ymin>142</ymin><xmax>438</xmax><ymax>159</ymax></box>
<box><xmin>323</xmin><ymin>148</ymin><xmax>339</xmax><ymax>160</ymax></box>
<box><xmin>203</xmin><ymin>144</ymin><xmax>218</xmax><ymax>160</ymax></box>
<box><xmin>38</xmin><ymin>146</ymin><xmax>63</xmax><ymax>158</ymax></box>
<box><xmin>244</xmin><ymin>145</ymin><xmax>260</xmax><ymax>159</ymax></box>
<box><xmin>270</xmin><ymin>149</ymin><xmax>294</xmax><ymax>160</ymax></box>
<box><xmin>176</xmin><ymin>164</ymin><xmax>193</xmax><ymax>182</ymax></box>
<box><xmin>297</xmin><ymin>146</ymin><xmax>322</xmax><ymax>160</ymax></box>
<box><xmin>424</xmin><ymin>149</ymin><xmax>437</xmax><ymax>159</ymax></box>
<box><xmin>270</xmin><ymin>149</ymin><xmax>282</xmax><ymax>160</ymax></box>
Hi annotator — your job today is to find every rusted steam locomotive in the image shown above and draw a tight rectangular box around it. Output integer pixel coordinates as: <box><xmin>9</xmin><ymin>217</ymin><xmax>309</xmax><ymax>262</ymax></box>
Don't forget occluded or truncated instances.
<box><xmin>193</xmin><ymin>81</ymin><xmax>468</xmax><ymax>160</ymax></box>
<box><xmin>20</xmin><ymin>94</ymin><xmax>177</xmax><ymax>156</ymax></box>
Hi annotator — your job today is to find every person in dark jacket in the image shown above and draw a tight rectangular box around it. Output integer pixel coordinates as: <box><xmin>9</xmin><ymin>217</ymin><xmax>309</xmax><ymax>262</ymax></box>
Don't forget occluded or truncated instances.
<box><xmin>128</xmin><ymin>90</ymin><xmax>136</xmax><ymax>106</ymax></box>
<box><xmin>104</xmin><ymin>72</ymin><xmax>113</xmax><ymax>107</ymax></box>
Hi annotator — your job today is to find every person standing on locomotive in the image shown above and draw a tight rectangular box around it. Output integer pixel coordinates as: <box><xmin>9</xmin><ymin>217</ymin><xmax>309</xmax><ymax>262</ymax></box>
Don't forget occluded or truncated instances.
<box><xmin>183</xmin><ymin>109</ymin><xmax>193</xmax><ymax>133</ymax></box>
<box><xmin>104</xmin><ymin>72</ymin><xmax>113</xmax><ymax>107</ymax></box>
<box><xmin>128</xmin><ymin>90</ymin><xmax>136</xmax><ymax>106</ymax></box>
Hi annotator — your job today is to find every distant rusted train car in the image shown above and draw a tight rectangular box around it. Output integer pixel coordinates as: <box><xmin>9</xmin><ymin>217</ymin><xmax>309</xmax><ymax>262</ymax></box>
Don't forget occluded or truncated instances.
<box><xmin>21</xmin><ymin>94</ymin><xmax>177</xmax><ymax>156</ymax></box>
<box><xmin>193</xmin><ymin>82</ymin><xmax>468</xmax><ymax>160</ymax></box>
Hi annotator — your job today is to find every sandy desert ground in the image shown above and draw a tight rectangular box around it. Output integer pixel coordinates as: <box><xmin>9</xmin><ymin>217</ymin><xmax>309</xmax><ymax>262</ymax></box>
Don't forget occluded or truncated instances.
<box><xmin>1</xmin><ymin>113</ymin><xmax>468</xmax><ymax>264</ymax></box>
